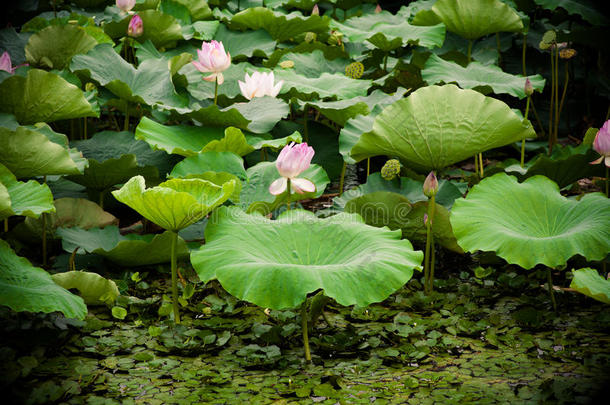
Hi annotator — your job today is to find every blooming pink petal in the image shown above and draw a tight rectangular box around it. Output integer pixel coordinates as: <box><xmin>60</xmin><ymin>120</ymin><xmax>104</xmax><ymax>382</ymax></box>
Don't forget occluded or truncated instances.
<box><xmin>269</xmin><ymin>177</ymin><xmax>288</xmax><ymax>195</ymax></box>
<box><xmin>116</xmin><ymin>0</ymin><xmax>135</xmax><ymax>12</ymax></box>
<box><xmin>192</xmin><ymin>41</ymin><xmax>231</xmax><ymax>81</ymax></box>
<box><xmin>291</xmin><ymin>178</ymin><xmax>315</xmax><ymax>194</ymax></box>
<box><xmin>590</xmin><ymin>156</ymin><xmax>604</xmax><ymax>165</ymax></box>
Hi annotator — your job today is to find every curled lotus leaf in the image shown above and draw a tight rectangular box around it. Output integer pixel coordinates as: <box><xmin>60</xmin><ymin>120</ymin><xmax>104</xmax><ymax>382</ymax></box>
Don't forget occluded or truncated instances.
<box><xmin>450</xmin><ymin>173</ymin><xmax>610</xmax><ymax>269</ymax></box>
<box><xmin>52</xmin><ymin>271</ymin><xmax>119</xmax><ymax>306</ymax></box>
<box><xmin>112</xmin><ymin>175</ymin><xmax>236</xmax><ymax>232</ymax></box>
<box><xmin>570</xmin><ymin>268</ymin><xmax>610</xmax><ymax>304</ymax></box>
<box><xmin>191</xmin><ymin>206</ymin><xmax>423</xmax><ymax>310</ymax></box>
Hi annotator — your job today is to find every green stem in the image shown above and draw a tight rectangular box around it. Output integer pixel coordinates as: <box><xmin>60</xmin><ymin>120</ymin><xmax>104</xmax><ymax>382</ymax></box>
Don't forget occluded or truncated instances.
<box><xmin>606</xmin><ymin>166</ymin><xmax>609</xmax><ymax>198</ymax></box>
<box><xmin>214</xmin><ymin>77</ymin><xmax>218</xmax><ymax>106</ymax></box>
<box><xmin>530</xmin><ymin>97</ymin><xmax>545</xmax><ymax>137</ymax></box>
<box><xmin>366</xmin><ymin>158</ymin><xmax>370</xmax><ymax>178</ymax></box>
<box><xmin>467</xmin><ymin>40</ymin><xmax>473</xmax><ymax>64</ymax></box>
<box><xmin>424</xmin><ymin>195</ymin><xmax>436</xmax><ymax>294</ymax></box>
<box><xmin>124</xmin><ymin>107</ymin><xmax>130</xmax><ymax>132</ymax></box>
<box><xmin>338</xmin><ymin>162</ymin><xmax>346</xmax><ymax>196</ymax></box>
<box><xmin>99</xmin><ymin>190</ymin><xmax>105</xmax><ymax>209</ymax></box>
<box><xmin>429</xmin><ymin>232</ymin><xmax>435</xmax><ymax>293</ymax></box>
<box><xmin>301</xmin><ymin>301</ymin><xmax>312</xmax><ymax>362</ymax></box>
<box><xmin>496</xmin><ymin>33</ymin><xmax>502</xmax><ymax>66</ymax></box>
<box><xmin>553</xmin><ymin>48</ymin><xmax>559</xmax><ymax>149</ymax></box>
<box><xmin>522</xmin><ymin>33</ymin><xmax>527</xmax><ymax>76</ymax></box>
<box><xmin>83</xmin><ymin>117</ymin><xmax>88</xmax><ymax>140</ymax></box>
<box><xmin>42</xmin><ymin>175</ymin><xmax>48</xmax><ymax>267</ymax></box>
<box><xmin>303</xmin><ymin>108</ymin><xmax>309</xmax><ymax>143</ymax></box>
<box><xmin>547</xmin><ymin>268</ymin><xmax>557</xmax><ymax>312</ymax></box>
<box><xmin>478</xmin><ymin>153</ymin><xmax>484</xmax><ymax>177</ymax></box>
<box><xmin>549</xmin><ymin>49</ymin><xmax>555</xmax><ymax>153</ymax></box>
<box><xmin>383</xmin><ymin>53</ymin><xmax>388</xmax><ymax>71</ymax></box>
<box><xmin>521</xmin><ymin>96</ymin><xmax>531</xmax><ymax>167</ymax></box>
<box><xmin>170</xmin><ymin>231</ymin><xmax>181</xmax><ymax>324</ymax></box>
<box><xmin>286</xmin><ymin>178</ymin><xmax>291</xmax><ymax>211</ymax></box>
<box><xmin>557</xmin><ymin>61</ymin><xmax>569</xmax><ymax>132</ymax></box>
<box><xmin>3</xmin><ymin>219</ymin><xmax>7</xmax><ymax>232</ymax></box>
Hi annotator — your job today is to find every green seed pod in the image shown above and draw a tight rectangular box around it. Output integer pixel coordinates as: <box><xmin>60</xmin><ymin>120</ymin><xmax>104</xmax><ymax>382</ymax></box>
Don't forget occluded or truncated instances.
<box><xmin>381</xmin><ymin>159</ymin><xmax>401</xmax><ymax>180</ymax></box>
<box><xmin>345</xmin><ymin>62</ymin><xmax>364</xmax><ymax>79</ymax></box>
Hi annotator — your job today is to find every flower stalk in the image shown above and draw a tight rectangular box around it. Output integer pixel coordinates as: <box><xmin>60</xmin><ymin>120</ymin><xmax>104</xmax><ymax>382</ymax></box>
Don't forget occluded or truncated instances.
<box><xmin>301</xmin><ymin>301</ymin><xmax>312</xmax><ymax>362</ymax></box>
<box><xmin>170</xmin><ymin>230</ymin><xmax>181</xmax><ymax>324</ymax></box>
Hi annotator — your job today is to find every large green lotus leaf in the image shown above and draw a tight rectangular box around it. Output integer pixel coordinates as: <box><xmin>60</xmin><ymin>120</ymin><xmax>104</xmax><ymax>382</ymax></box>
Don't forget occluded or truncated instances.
<box><xmin>136</xmin><ymin>116</ymin><xmax>225</xmax><ymax>156</ymax></box>
<box><xmin>422</xmin><ymin>54</ymin><xmax>545</xmax><ymax>99</ymax></box>
<box><xmin>56</xmin><ymin>226</ymin><xmax>189</xmax><ymax>266</ymax></box>
<box><xmin>334</xmin><ymin>172</ymin><xmax>465</xmax><ymax>210</ymax></box>
<box><xmin>173</xmin><ymin>0</ymin><xmax>212</xmax><ymax>20</ymax></box>
<box><xmin>277</xmin><ymin>50</ymin><xmax>349</xmax><ymax>78</ymax></box>
<box><xmin>170</xmin><ymin>151</ymin><xmax>247</xmax><ymax>179</ymax></box>
<box><xmin>0</xmin><ymin>239</ymin><xmax>87</xmax><ymax>319</ymax></box>
<box><xmin>570</xmin><ymin>268</ymin><xmax>610</xmax><ymax>304</ymax></box>
<box><xmin>66</xmin><ymin>155</ymin><xmax>158</xmax><ymax>191</ymax></box>
<box><xmin>103</xmin><ymin>10</ymin><xmax>183</xmax><ymax>49</ymax></box>
<box><xmin>298</xmin><ymin>88</ymin><xmax>408</xmax><ymax>126</ymax></box>
<box><xmin>52</xmin><ymin>271</ymin><xmax>119</xmax><ymax>306</ymax></box>
<box><xmin>25</xmin><ymin>25</ymin><xmax>98</xmax><ymax>70</ymax></box>
<box><xmin>450</xmin><ymin>173</ymin><xmax>610</xmax><ymax>269</ymax></box>
<box><xmin>248</xmin><ymin>132</ymin><xmax>303</xmax><ymax>151</ymax></box>
<box><xmin>533</xmin><ymin>0</ymin><xmax>608</xmax><ymax>27</ymax></box>
<box><xmin>112</xmin><ymin>176</ymin><xmax>236</xmax><ymax>231</ymax></box>
<box><xmin>226</xmin><ymin>7</ymin><xmax>330</xmax><ymax>42</ymax></box>
<box><xmin>0</xmin><ymin>163</ymin><xmax>55</xmax><ymax>220</ymax></box>
<box><xmin>264</xmin><ymin>0</ymin><xmax>317</xmax><ymax>10</ymax></box>
<box><xmin>164</xmin><ymin>97</ymin><xmax>289</xmax><ymax>133</ymax></box>
<box><xmin>339</xmin><ymin>108</ymin><xmax>377</xmax><ymax>164</ymax></box>
<box><xmin>331</xmin><ymin>12</ymin><xmax>445</xmax><ymax>51</ymax></box>
<box><xmin>71</xmin><ymin>43</ymin><xmax>187</xmax><ymax>108</ymax></box>
<box><xmin>183</xmin><ymin>171</ymin><xmax>242</xmax><ymax>202</ymax></box>
<box><xmin>0</xmin><ymin>69</ymin><xmax>98</xmax><ymax>124</ymax></box>
<box><xmin>191</xmin><ymin>206</ymin><xmax>423</xmax><ymax>309</ymax></box>
<box><xmin>214</xmin><ymin>25</ymin><xmax>276</xmax><ymax>60</ymax></box>
<box><xmin>350</xmin><ymin>85</ymin><xmax>535</xmax><ymax>171</ymax></box>
<box><xmin>264</xmin><ymin>42</ymin><xmax>349</xmax><ymax>69</ymax></box>
<box><xmin>12</xmin><ymin>197</ymin><xmax>118</xmax><ymax>243</ymax></box>
<box><xmin>400</xmin><ymin>201</ymin><xmax>462</xmax><ymax>253</ymax></box>
<box><xmin>239</xmin><ymin>161</ymin><xmax>329</xmax><ymax>214</ymax></box>
<box><xmin>274</xmin><ymin>70</ymin><xmax>371</xmax><ymax>101</ymax></box>
<box><xmin>413</xmin><ymin>0</ymin><xmax>523</xmax><ymax>40</ymax></box>
<box><xmin>0</xmin><ymin>125</ymin><xmax>87</xmax><ymax>178</ymax></box>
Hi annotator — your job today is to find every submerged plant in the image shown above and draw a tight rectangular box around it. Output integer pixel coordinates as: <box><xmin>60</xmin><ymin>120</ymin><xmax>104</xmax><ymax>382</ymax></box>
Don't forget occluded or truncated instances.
<box><xmin>112</xmin><ymin>176</ymin><xmax>236</xmax><ymax>323</ymax></box>
<box><xmin>192</xmin><ymin>40</ymin><xmax>231</xmax><ymax>105</ymax></box>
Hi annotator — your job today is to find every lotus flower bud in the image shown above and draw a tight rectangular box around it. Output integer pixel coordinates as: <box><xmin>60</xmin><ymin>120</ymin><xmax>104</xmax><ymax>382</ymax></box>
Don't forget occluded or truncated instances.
<box><xmin>328</xmin><ymin>30</ymin><xmax>343</xmax><ymax>46</ymax></box>
<box><xmin>0</xmin><ymin>51</ymin><xmax>13</xmax><ymax>73</ymax></box>
<box><xmin>381</xmin><ymin>159</ymin><xmax>401</xmax><ymax>180</ymax></box>
<box><xmin>127</xmin><ymin>14</ymin><xmax>143</xmax><ymax>37</ymax></box>
<box><xmin>375</xmin><ymin>4</ymin><xmax>382</xmax><ymax>13</ymax></box>
<box><xmin>591</xmin><ymin>120</ymin><xmax>610</xmax><ymax>167</ymax></box>
<box><xmin>116</xmin><ymin>0</ymin><xmax>136</xmax><ymax>12</ymax></box>
<box><xmin>423</xmin><ymin>172</ymin><xmax>438</xmax><ymax>198</ymax></box>
<box><xmin>311</xmin><ymin>4</ymin><xmax>319</xmax><ymax>16</ymax></box>
<box><xmin>524</xmin><ymin>78</ymin><xmax>533</xmax><ymax>97</ymax></box>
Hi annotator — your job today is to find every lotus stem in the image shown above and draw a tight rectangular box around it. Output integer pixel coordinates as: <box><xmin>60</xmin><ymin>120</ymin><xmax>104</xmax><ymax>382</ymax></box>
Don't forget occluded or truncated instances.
<box><xmin>41</xmin><ymin>213</ymin><xmax>47</xmax><ymax>267</ymax></box>
<box><xmin>366</xmin><ymin>158</ymin><xmax>370</xmax><ymax>178</ymax></box>
<box><xmin>467</xmin><ymin>40</ymin><xmax>473</xmax><ymax>64</ymax></box>
<box><xmin>554</xmin><ymin>48</ymin><xmax>560</xmax><ymax>146</ymax></box>
<box><xmin>521</xmin><ymin>96</ymin><xmax>531</xmax><ymax>167</ymax></box>
<box><xmin>301</xmin><ymin>301</ymin><xmax>312</xmax><ymax>362</ymax></box>
<box><xmin>383</xmin><ymin>53</ymin><xmax>388</xmax><ymax>72</ymax></box>
<box><xmin>429</xmin><ymin>232</ymin><xmax>435</xmax><ymax>293</ymax></box>
<box><xmin>83</xmin><ymin>117</ymin><xmax>88</xmax><ymax>140</ymax></box>
<box><xmin>338</xmin><ymin>162</ymin><xmax>346</xmax><ymax>196</ymax></box>
<box><xmin>170</xmin><ymin>231</ymin><xmax>181</xmax><ymax>324</ymax></box>
<box><xmin>548</xmin><ymin>49</ymin><xmax>554</xmax><ymax>152</ymax></box>
<box><xmin>99</xmin><ymin>190</ymin><xmax>106</xmax><ymax>209</ymax></box>
<box><xmin>214</xmin><ymin>77</ymin><xmax>218</xmax><ymax>106</ymax></box>
<box><xmin>496</xmin><ymin>33</ymin><xmax>502</xmax><ymax>66</ymax></box>
<box><xmin>547</xmin><ymin>268</ymin><xmax>557</xmax><ymax>312</ymax></box>
<box><xmin>557</xmin><ymin>61</ymin><xmax>569</xmax><ymax>131</ymax></box>
<box><xmin>286</xmin><ymin>178</ymin><xmax>291</xmax><ymax>210</ymax></box>
<box><xmin>606</xmin><ymin>166</ymin><xmax>609</xmax><ymax>197</ymax></box>
<box><xmin>3</xmin><ymin>219</ymin><xmax>7</xmax><ymax>232</ymax></box>
<box><xmin>522</xmin><ymin>33</ymin><xmax>527</xmax><ymax>76</ymax></box>
<box><xmin>478</xmin><ymin>153</ymin><xmax>484</xmax><ymax>177</ymax></box>
<box><xmin>303</xmin><ymin>108</ymin><xmax>309</xmax><ymax>143</ymax></box>
<box><xmin>261</xmin><ymin>147</ymin><xmax>267</xmax><ymax>161</ymax></box>
<box><xmin>424</xmin><ymin>195</ymin><xmax>436</xmax><ymax>294</ymax></box>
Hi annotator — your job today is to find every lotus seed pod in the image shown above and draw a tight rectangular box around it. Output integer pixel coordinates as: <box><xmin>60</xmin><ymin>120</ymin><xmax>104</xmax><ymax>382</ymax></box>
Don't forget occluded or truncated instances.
<box><xmin>279</xmin><ymin>60</ymin><xmax>295</xmax><ymax>69</ymax></box>
<box><xmin>345</xmin><ymin>62</ymin><xmax>364</xmax><ymax>79</ymax></box>
<box><xmin>304</xmin><ymin>32</ymin><xmax>317</xmax><ymax>43</ymax></box>
<box><xmin>381</xmin><ymin>159</ymin><xmax>401</xmax><ymax>180</ymax></box>
<box><xmin>539</xmin><ymin>30</ymin><xmax>556</xmax><ymax>50</ymax></box>
<box><xmin>559</xmin><ymin>48</ymin><xmax>577</xmax><ymax>59</ymax></box>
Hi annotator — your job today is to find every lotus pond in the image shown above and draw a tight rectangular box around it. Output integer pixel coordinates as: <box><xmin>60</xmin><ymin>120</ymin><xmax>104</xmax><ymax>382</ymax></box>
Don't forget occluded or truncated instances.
<box><xmin>1</xmin><ymin>0</ymin><xmax>609</xmax><ymax>403</ymax></box>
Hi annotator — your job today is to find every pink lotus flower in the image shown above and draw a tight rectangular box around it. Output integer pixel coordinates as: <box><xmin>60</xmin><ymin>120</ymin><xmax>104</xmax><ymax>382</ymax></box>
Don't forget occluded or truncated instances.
<box><xmin>238</xmin><ymin>71</ymin><xmax>283</xmax><ymax>100</ymax></box>
<box><xmin>591</xmin><ymin>120</ymin><xmax>610</xmax><ymax>167</ymax></box>
<box><xmin>116</xmin><ymin>0</ymin><xmax>136</xmax><ymax>12</ymax></box>
<box><xmin>423</xmin><ymin>171</ymin><xmax>438</xmax><ymax>197</ymax></box>
<box><xmin>192</xmin><ymin>40</ymin><xmax>231</xmax><ymax>85</ymax></box>
<box><xmin>269</xmin><ymin>142</ymin><xmax>316</xmax><ymax>195</ymax></box>
<box><xmin>0</xmin><ymin>51</ymin><xmax>13</xmax><ymax>73</ymax></box>
<box><xmin>127</xmin><ymin>15</ymin><xmax>143</xmax><ymax>37</ymax></box>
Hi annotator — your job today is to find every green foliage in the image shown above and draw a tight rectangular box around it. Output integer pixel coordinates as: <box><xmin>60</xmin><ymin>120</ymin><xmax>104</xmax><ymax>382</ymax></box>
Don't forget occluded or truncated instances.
<box><xmin>51</xmin><ymin>271</ymin><xmax>119</xmax><ymax>306</ymax></box>
<box><xmin>570</xmin><ymin>268</ymin><xmax>610</xmax><ymax>304</ymax></box>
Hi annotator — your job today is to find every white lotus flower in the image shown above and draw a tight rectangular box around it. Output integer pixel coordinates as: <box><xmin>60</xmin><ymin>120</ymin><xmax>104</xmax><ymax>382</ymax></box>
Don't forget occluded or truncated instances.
<box><xmin>238</xmin><ymin>71</ymin><xmax>284</xmax><ymax>100</ymax></box>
